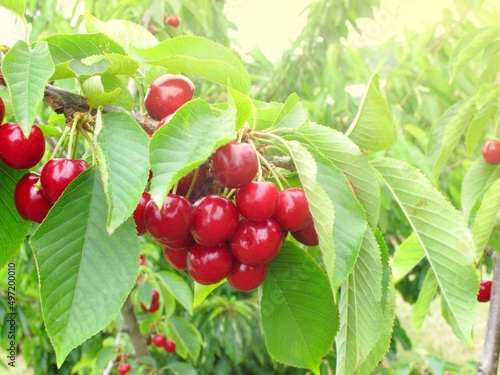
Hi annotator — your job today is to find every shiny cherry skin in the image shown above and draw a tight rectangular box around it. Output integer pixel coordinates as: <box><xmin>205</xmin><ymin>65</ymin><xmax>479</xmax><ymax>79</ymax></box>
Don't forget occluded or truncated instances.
<box><xmin>40</xmin><ymin>158</ymin><xmax>89</xmax><ymax>203</ymax></box>
<box><xmin>273</xmin><ymin>188</ymin><xmax>313</xmax><ymax>232</ymax></box>
<box><xmin>144</xmin><ymin>194</ymin><xmax>193</xmax><ymax>245</ymax></box>
<box><xmin>186</xmin><ymin>243</ymin><xmax>233</xmax><ymax>285</ymax></box>
<box><xmin>144</xmin><ymin>74</ymin><xmax>194</xmax><ymax>120</ymax></box>
<box><xmin>165</xmin><ymin>14</ymin><xmax>180</xmax><ymax>27</ymax></box>
<box><xmin>152</xmin><ymin>333</ymin><xmax>167</xmax><ymax>347</ymax></box>
<box><xmin>175</xmin><ymin>167</ymin><xmax>206</xmax><ymax>198</ymax></box>
<box><xmin>191</xmin><ymin>195</ymin><xmax>238</xmax><ymax>247</ymax></box>
<box><xmin>133</xmin><ymin>192</ymin><xmax>151</xmax><ymax>235</ymax></box>
<box><xmin>117</xmin><ymin>363</ymin><xmax>131</xmax><ymax>375</ymax></box>
<box><xmin>211</xmin><ymin>142</ymin><xmax>258</xmax><ymax>189</ymax></box>
<box><xmin>482</xmin><ymin>140</ymin><xmax>500</xmax><ymax>165</ymax></box>
<box><xmin>14</xmin><ymin>172</ymin><xmax>53</xmax><ymax>223</ymax></box>
<box><xmin>141</xmin><ymin>289</ymin><xmax>160</xmax><ymax>313</ymax></box>
<box><xmin>235</xmin><ymin>181</ymin><xmax>278</xmax><ymax>221</ymax></box>
<box><xmin>0</xmin><ymin>123</ymin><xmax>45</xmax><ymax>169</ymax></box>
<box><xmin>227</xmin><ymin>261</ymin><xmax>268</xmax><ymax>292</ymax></box>
<box><xmin>164</xmin><ymin>339</ymin><xmax>176</xmax><ymax>353</ymax></box>
<box><xmin>229</xmin><ymin>219</ymin><xmax>283</xmax><ymax>265</ymax></box>
<box><xmin>158</xmin><ymin>232</ymin><xmax>195</xmax><ymax>250</ymax></box>
<box><xmin>0</xmin><ymin>96</ymin><xmax>4</xmax><ymax>124</ymax></box>
<box><xmin>163</xmin><ymin>246</ymin><xmax>188</xmax><ymax>270</ymax></box>
<box><xmin>478</xmin><ymin>280</ymin><xmax>492</xmax><ymax>302</ymax></box>
<box><xmin>291</xmin><ymin>221</ymin><xmax>319</xmax><ymax>246</ymax></box>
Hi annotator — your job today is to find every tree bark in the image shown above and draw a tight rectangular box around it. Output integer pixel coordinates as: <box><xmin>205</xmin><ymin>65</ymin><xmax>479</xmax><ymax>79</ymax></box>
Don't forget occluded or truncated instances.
<box><xmin>121</xmin><ymin>296</ymin><xmax>149</xmax><ymax>358</ymax></box>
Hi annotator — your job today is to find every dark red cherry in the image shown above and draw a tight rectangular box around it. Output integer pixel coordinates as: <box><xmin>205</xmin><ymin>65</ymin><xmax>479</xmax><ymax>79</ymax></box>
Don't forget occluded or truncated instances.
<box><xmin>235</xmin><ymin>181</ymin><xmax>278</xmax><ymax>221</ymax></box>
<box><xmin>175</xmin><ymin>167</ymin><xmax>206</xmax><ymax>198</ymax></box>
<box><xmin>163</xmin><ymin>247</ymin><xmax>188</xmax><ymax>270</ymax></box>
<box><xmin>0</xmin><ymin>123</ymin><xmax>45</xmax><ymax>169</ymax></box>
<box><xmin>211</xmin><ymin>142</ymin><xmax>258</xmax><ymax>188</ymax></box>
<box><xmin>482</xmin><ymin>140</ymin><xmax>500</xmax><ymax>165</ymax></box>
<box><xmin>14</xmin><ymin>172</ymin><xmax>53</xmax><ymax>223</ymax></box>
<box><xmin>229</xmin><ymin>219</ymin><xmax>283</xmax><ymax>265</ymax></box>
<box><xmin>273</xmin><ymin>188</ymin><xmax>312</xmax><ymax>232</ymax></box>
<box><xmin>153</xmin><ymin>334</ymin><xmax>167</xmax><ymax>347</ymax></box>
<box><xmin>158</xmin><ymin>232</ymin><xmax>195</xmax><ymax>250</ymax></box>
<box><xmin>164</xmin><ymin>339</ymin><xmax>176</xmax><ymax>353</ymax></box>
<box><xmin>143</xmin><ymin>194</ymin><xmax>193</xmax><ymax>245</ymax></box>
<box><xmin>133</xmin><ymin>192</ymin><xmax>151</xmax><ymax>235</ymax></box>
<box><xmin>291</xmin><ymin>221</ymin><xmax>319</xmax><ymax>246</ymax></box>
<box><xmin>478</xmin><ymin>280</ymin><xmax>492</xmax><ymax>302</ymax></box>
<box><xmin>191</xmin><ymin>195</ymin><xmax>238</xmax><ymax>247</ymax></box>
<box><xmin>117</xmin><ymin>363</ymin><xmax>132</xmax><ymax>375</ymax></box>
<box><xmin>40</xmin><ymin>158</ymin><xmax>89</xmax><ymax>203</ymax></box>
<box><xmin>227</xmin><ymin>261</ymin><xmax>268</xmax><ymax>292</ymax></box>
<box><xmin>165</xmin><ymin>15</ymin><xmax>180</xmax><ymax>27</ymax></box>
<box><xmin>141</xmin><ymin>289</ymin><xmax>160</xmax><ymax>313</ymax></box>
<box><xmin>186</xmin><ymin>243</ymin><xmax>233</xmax><ymax>285</ymax></box>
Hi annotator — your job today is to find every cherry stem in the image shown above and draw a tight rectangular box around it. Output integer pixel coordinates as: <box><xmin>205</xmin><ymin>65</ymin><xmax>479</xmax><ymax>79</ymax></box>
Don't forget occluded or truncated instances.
<box><xmin>78</xmin><ymin>125</ymin><xmax>96</xmax><ymax>165</ymax></box>
<box><xmin>185</xmin><ymin>167</ymin><xmax>200</xmax><ymax>199</ymax></box>
<box><xmin>248</xmin><ymin>139</ymin><xmax>263</xmax><ymax>182</ymax></box>
<box><xmin>250</xmin><ymin>99</ymin><xmax>258</xmax><ymax>132</ymax></box>
<box><xmin>133</xmin><ymin>76</ymin><xmax>146</xmax><ymax>115</ymax></box>
<box><xmin>49</xmin><ymin>126</ymin><xmax>71</xmax><ymax>160</ymax></box>
<box><xmin>257</xmin><ymin>152</ymin><xmax>285</xmax><ymax>191</ymax></box>
<box><xmin>67</xmin><ymin>115</ymin><xmax>81</xmax><ymax>160</ymax></box>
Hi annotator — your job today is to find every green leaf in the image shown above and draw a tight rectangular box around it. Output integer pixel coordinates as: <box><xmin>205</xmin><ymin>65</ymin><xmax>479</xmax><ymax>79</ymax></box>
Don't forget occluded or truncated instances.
<box><xmin>30</xmin><ymin>167</ymin><xmax>140</xmax><ymax>366</ymax></box>
<box><xmin>426</xmin><ymin>99</ymin><xmax>477</xmax><ymax>181</ymax></box>
<box><xmin>0</xmin><ymin>0</ymin><xmax>25</xmax><ymax>21</ymax></box>
<box><xmin>465</xmin><ymin>105</ymin><xmax>498</xmax><ymax>154</ymax></box>
<box><xmin>253</xmin><ymin>100</ymin><xmax>284</xmax><ymax>130</ymax></box>
<box><xmin>271</xmin><ymin>93</ymin><xmax>307</xmax><ymax>129</ymax></box>
<box><xmin>82</xmin><ymin>76</ymin><xmax>121</xmax><ymax>109</ymax></box>
<box><xmin>97</xmin><ymin>111</ymin><xmax>150</xmax><ymax>233</ymax></box>
<box><xmin>2</xmin><ymin>41</ymin><xmax>55</xmax><ymax>135</ymax></box>
<box><xmin>450</xmin><ymin>27</ymin><xmax>500</xmax><ymax>81</ymax></box>
<box><xmin>149</xmin><ymin>98</ymin><xmax>236</xmax><ymax>206</ymax></box>
<box><xmin>461</xmin><ymin>158</ymin><xmax>500</xmax><ymax>220</ymax></box>
<box><xmin>345</xmin><ymin>74</ymin><xmax>395</xmax><ymax>152</ymax></box>
<box><xmin>261</xmin><ymin>242</ymin><xmax>338</xmax><ymax>375</ymax></box>
<box><xmin>229</xmin><ymin>86</ymin><xmax>252</xmax><ymax>131</ymax></box>
<box><xmin>335</xmin><ymin>229</ymin><xmax>383</xmax><ymax>375</ymax></box>
<box><xmin>167</xmin><ymin>362</ymin><xmax>198</xmax><ymax>375</ymax></box>
<box><xmin>392</xmin><ymin>233</ymin><xmax>425</xmax><ymax>284</ymax></box>
<box><xmin>75</xmin><ymin>54</ymin><xmax>139</xmax><ymax>77</ymax></box>
<box><xmin>165</xmin><ymin>316</ymin><xmax>203</xmax><ymax>363</ymax></box>
<box><xmin>471</xmin><ymin>178</ymin><xmax>500</xmax><ymax>262</ymax></box>
<box><xmin>0</xmin><ymin>162</ymin><xmax>31</xmax><ymax>268</ymax></box>
<box><xmin>158</xmin><ymin>271</ymin><xmax>193</xmax><ymax>315</ymax></box>
<box><xmin>101</xmin><ymin>76</ymin><xmax>134</xmax><ymax>110</ymax></box>
<box><xmin>287</xmin><ymin>141</ymin><xmax>336</xmax><ymax>288</ymax></box>
<box><xmin>132</xmin><ymin>35</ymin><xmax>251</xmax><ymax>93</ymax></box>
<box><xmin>412</xmin><ymin>268</ymin><xmax>438</xmax><ymax>332</ymax></box>
<box><xmin>85</xmin><ymin>13</ymin><xmax>158</xmax><ymax>53</ymax></box>
<box><xmin>193</xmin><ymin>280</ymin><xmax>225</xmax><ymax>308</ymax></box>
<box><xmin>371</xmin><ymin>157</ymin><xmax>478</xmax><ymax>343</ymax></box>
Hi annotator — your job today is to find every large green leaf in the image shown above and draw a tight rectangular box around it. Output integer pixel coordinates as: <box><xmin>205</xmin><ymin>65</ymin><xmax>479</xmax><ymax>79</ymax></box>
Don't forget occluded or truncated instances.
<box><xmin>30</xmin><ymin>167</ymin><xmax>139</xmax><ymax>366</ymax></box>
<box><xmin>0</xmin><ymin>0</ymin><xmax>25</xmax><ymax>21</ymax></box>
<box><xmin>392</xmin><ymin>233</ymin><xmax>425</xmax><ymax>284</ymax></box>
<box><xmin>412</xmin><ymin>268</ymin><xmax>438</xmax><ymax>332</ymax></box>
<box><xmin>371</xmin><ymin>157</ymin><xmax>478</xmax><ymax>343</ymax></box>
<box><xmin>149</xmin><ymin>97</ymin><xmax>236</xmax><ymax>205</ymax></box>
<box><xmin>97</xmin><ymin>112</ymin><xmax>150</xmax><ymax>233</ymax></box>
<box><xmin>132</xmin><ymin>35</ymin><xmax>251</xmax><ymax>93</ymax></box>
<box><xmin>158</xmin><ymin>271</ymin><xmax>193</xmax><ymax>315</ymax></box>
<box><xmin>0</xmin><ymin>162</ymin><xmax>31</xmax><ymax>268</ymax></box>
<box><xmin>345</xmin><ymin>74</ymin><xmax>395</xmax><ymax>152</ymax></box>
<box><xmin>165</xmin><ymin>316</ymin><xmax>203</xmax><ymax>363</ymax></box>
<box><xmin>2</xmin><ymin>41</ymin><xmax>54</xmax><ymax>135</ymax></box>
<box><xmin>335</xmin><ymin>229</ymin><xmax>383</xmax><ymax>375</ymax></box>
<box><xmin>261</xmin><ymin>242</ymin><xmax>338</xmax><ymax>375</ymax></box>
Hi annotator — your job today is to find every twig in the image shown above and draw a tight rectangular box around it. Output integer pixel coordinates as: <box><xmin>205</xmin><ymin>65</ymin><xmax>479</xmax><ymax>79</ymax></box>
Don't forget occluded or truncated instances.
<box><xmin>121</xmin><ymin>295</ymin><xmax>149</xmax><ymax>358</ymax></box>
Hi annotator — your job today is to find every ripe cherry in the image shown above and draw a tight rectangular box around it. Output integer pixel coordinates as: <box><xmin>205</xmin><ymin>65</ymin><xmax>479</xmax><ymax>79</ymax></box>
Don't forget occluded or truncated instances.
<box><xmin>141</xmin><ymin>289</ymin><xmax>160</xmax><ymax>313</ymax></box>
<box><xmin>156</xmin><ymin>114</ymin><xmax>173</xmax><ymax>131</ymax></box>
<box><xmin>144</xmin><ymin>74</ymin><xmax>194</xmax><ymax>121</ymax></box>
<box><xmin>235</xmin><ymin>181</ymin><xmax>278</xmax><ymax>221</ymax></box>
<box><xmin>40</xmin><ymin>158</ymin><xmax>89</xmax><ymax>203</ymax></box>
<box><xmin>0</xmin><ymin>96</ymin><xmax>4</xmax><ymax>124</ymax></box>
<box><xmin>211</xmin><ymin>142</ymin><xmax>258</xmax><ymax>188</ymax></box>
<box><xmin>14</xmin><ymin>172</ymin><xmax>53</xmax><ymax>223</ymax></box>
<box><xmin>133</xmin><ymin>192</ymin><xmax>151</xmax><ymax>236</ymax></box>
<box><xmin>273</xmin><ymin>188</ymin><xmax>313</xmax><ymax>232</ymax></box>
<box><xmin>175</xmin><ymin>167</ymin><xmax>206</xmax><ymax>198</ymax></box>
<box><xmin>164</xmin><ymin>339</ymin><xmax>176</xmax><ymax>353</ymax></box>
<box><xmin>482</xmin><ymin>140</ymin><xmax>500</xmax><ymax>165</ymax></box>
<box><xmin>0</xmin><ymin>123</ymin><xmax>45</xmax><ymax>169</ymax></box>
<box><xmin>165</xmin><ymin>15</ymin><xmax>180</xmax><ymax>27</ymax></box>
<box><xmin>117</xmin><ymin>363</ymin><xmax>131</xmax><ymax>375</ymax></box>
<box><xmin>152</xmin><ymin>333</ymin><xmax>167</xmax><ymax>347</ymax></box>
<box><xmin>191</xmin><ymin>195</ymin><xmax>238</xmax><ymax>247</ymax></box>
<box><xmin>144</xmin><ymin>194</ymin><xmax>193</xmax><ymax>245</ymax></box>
<box><xmin>186</xmin><ymin>243</ymin><xmax>233</xmax><ymax>285</ymax></box>
<box><xmin>291</xmin><ymin>221</ymin><xmax>319</xmax><ymax>246</ymax></box>
<box><xmin>229</xmin><ymin>219</ymin><xmax>283</xmax><ymax>265</ymax></box>
<box><xmin>139</xmin><ymin>254</ymin><xmax>146</xmax><ymax>266</ymax></box>
<box><xmin>163</xmin><ymin>246</ymin><xmax>188</xmax><ymax>270</ymax></box>
<box><xmin>158</xmin><ymin>232</ymin><xmax>195</xmax><ymax>250</ymax></box>
<box><xmin>478</xmin><ymin>280</ymin><xmax>492</xmax><ymax>302</ymax></box>
<box><xmin>227</xmin><ymin>261</ymin><xmax>268</xmax><ymax>292</ymax></box>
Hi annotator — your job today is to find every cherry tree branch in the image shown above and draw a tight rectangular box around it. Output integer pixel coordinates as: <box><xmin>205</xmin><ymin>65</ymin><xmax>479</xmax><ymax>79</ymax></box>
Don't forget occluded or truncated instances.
<box><xmin>121</xmin><ymin>295</ymin><xmax>149</xmax><ymax>358</ymax></box>
<box><xmin>477</xmin><ymin>251</ymin><xmax>500</xmax><ymax>375</ymax></box>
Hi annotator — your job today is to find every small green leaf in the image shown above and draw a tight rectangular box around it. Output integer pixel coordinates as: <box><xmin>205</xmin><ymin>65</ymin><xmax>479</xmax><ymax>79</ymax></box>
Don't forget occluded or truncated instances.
<box><xmin>193</xmin><ymin>280</ymin><xmax>225</xmax><ymax>308</ymax></box>
<box><xmin>465</xmin><ymin>105</ymin><xmax>497</xmax><ymax>154</ymax></box>
<box><xmin>229</xmin><ymin>86</ymin><xmax>252</xmax><ymax>130</ymax></box>
<box><xmin>271</xmin><ymin>93</ymin><xmax>307</xmax><ymax>129</ymax></box>
<box><xmin>392</xmin><ymin>233</ymin><xmax>425</xmax><ymax>284</ymax></box>
<box><xmin>3</xmin><ymin>40</ymin><xmax>55</xmax><ymax>135</ymax></box>
<box><xmin>253</xmin><ymin>100</ymin><xmax>284</xmax><ymax>130</ymax></box>
<box><xmin>0</xmin><ymin>0</ymin><xmax>25</xmax><ymax>22</ymax></box>
<box><xmin>165</xmin><ymin>316</ymin><xmax>203</xmax><ymax>363</ymax></box>
<box><xmin>101</xmin><ymin>76</ymin><xmax>134</xmax><ymax>110</ymax></box>
<box><xmin>30</xmin><ymin>167</ymin><xmax>140</xmax><ymax>366</ymax></box>
<box><xmin>75</xmin><ymin>54</ymin><xmax>139</xmax><ymax>77</ymax></box>
<box><xmin>82</xmin><ymin>76</ymin><xmax>121</xmax><ymax>109</ymax></box>
<box><xmin>261</xmin><ymin>242</ymin><xmax>338</xmax><ymax>375</ymax></box>
<box><xmin>346</xmin><ymin>74</ymin><xmax>395</xmax><ymax>152</ymax></box>
<box><xmin>158</xmin><ymin>271</ymin><xmax>193</xmax><ymax>315</ymax></box>
<box><xmin>412</xmin><ymin>268</ymin><xmax>438</xmax><ymax>332</ymax></box>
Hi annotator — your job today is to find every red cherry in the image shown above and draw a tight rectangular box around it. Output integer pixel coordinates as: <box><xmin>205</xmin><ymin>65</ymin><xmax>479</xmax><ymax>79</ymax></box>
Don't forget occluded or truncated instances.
<box><xmin>482</xmin><ymin>140</ymin><xmax>500</xmax><ymax>165</ymax></box>
<box><xmin>291</xmin><ymin>221</ymin><xmax>319</xmax><ymax>246</ymax></box>
<box><xmin>144</xmin><ymin>74</ymin><xmax>194</xmax><ymax>121</ymax></box>
<box><xmin>191</xmin><ymin>195</ymin><xmax>239</xmax><ymax>247</ymax></box>
<box><xmin>229</xmin><ymin>219</ymin><xmax>283</xmax><ymax>265</ymax></box>
<box><xmin>139</xmin><ymin>254</ymin><xmax>146</xmax><ymax>266</ymax></box>
<box><xmin>117</xmin><ymin>363</ymin><xmax>131</xmax><ymax>375</ymax></box>
<box><xmin>165</xmin><ymin>15</ymin><xmax>180</xmax><ymax>27</ymax></box>
<box><xmin>152</xmin><ymin>333</ymin><xmax>167</xmax><ymax>347</ymax></box>
<box><xmin>164</xmin><ymin>339</ymin><xmax>176</xmax><ymax>353</ymax></box>
<box><xmin>235</xmin><ymin>181</ymin><xmax>278</xmax><ymax>221</ymax></box>
<box><xmin>40</xmin><ymin>158</ymin><xmax>89</xmax><ymax>203</ymax></box>
<box><xmin>133</xmin><ymin>192</ymin><xmax>151</xmax><ymax>235</ymax></box>
<box><xmin>273</xmin><ymin>188</ymin><xmax>312</xmax><ymax>232</ymax></box>
<box><xmin>0</xmin><ymin>96</ymin><xmax>5</xmax><ymax>124</ymax></box>
<box><xmin>141</xmin><ymin>289</ymin><xmax>160</xmax><ymax>312</ymax></box>
<box><xmin>163</xmin><ymin>246</ymin><xmax>188</xmax><ymax>270</ymax></box>
<box><xmin>211</xmin><ymin>142</ymin><xmax>258</xmax><ymax>188</ymax></box>
<box><xmin>175</xmin><ymin>167</ymin><xmax>206</xmax><ymax>198</ymax></box>
<box><xmin>156</xmin><ymin>114</ymin><xmax>173</xmax><ymax>131</ymax></box>
<box><xmin>158</xmin><ymin>232</ymin><xmax>195</xmax><ymax>250</ymax></box>
<box><xmin>144</xmin><ymin>194</ymin><xmax>193</xmax><ymax>245</ymax></box>
<box><xmin>186</xmin><ymin>243</ymin><xmax>233</xmax><ymax>285</ymax></box>
<box><xmin>478</xmin><ymin>280</ymin><xmax>492</xmax><ymax>302</ymax></box>
<box><xmin>227</xmin><ymin>261</ymin><xmax>268</xmax><ymax>292</ymax></box>
<box><xmin>114</xmin><ymin>354</ymin><xmax>127</xmax><ymax>362</ymax></box>
<box><xmin>14</xmin><ymin>172</ymin><xmax>53</xmax><ymax>223</ymax></box>
<box><xmin>0</xmin><ymin>123</ymin><xmax>45</xmax><ymax>169</ymax></box>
